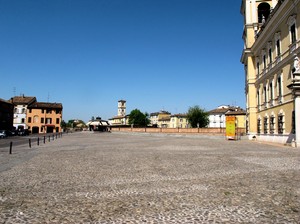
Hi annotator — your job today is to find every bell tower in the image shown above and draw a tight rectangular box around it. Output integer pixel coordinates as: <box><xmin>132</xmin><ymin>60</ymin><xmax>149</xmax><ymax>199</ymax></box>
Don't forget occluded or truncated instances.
<box><xmin>118</xmin><ymin>100</ymin><xmax>126</xmax><ymax>117</ymax></box>
<box><xmin>241</xmin><ymin>0</ymin><xmax>275</xmax><ymax>45</ymax></box>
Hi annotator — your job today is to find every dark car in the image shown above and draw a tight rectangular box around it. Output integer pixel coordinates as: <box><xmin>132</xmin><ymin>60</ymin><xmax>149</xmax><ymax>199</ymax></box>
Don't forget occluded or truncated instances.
<box><xmin>7</xmin><ymin>130</ymin><xmax>17</xmax><ymax>136</ymax></box>
<box><xmin>18</xmin><ymin>129</ymin><xmax>30</xmax><ymax>136</ymax></box>
<box><xmin>0</xmin><ymin>130</ymin><xmax>7</xmax><ymax>138</ymax></box>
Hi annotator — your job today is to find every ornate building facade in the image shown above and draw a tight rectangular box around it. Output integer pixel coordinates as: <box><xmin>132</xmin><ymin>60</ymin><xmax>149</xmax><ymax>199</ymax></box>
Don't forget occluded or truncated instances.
<box><xmin>241</xmin><ymin>0</ymin><xmax>299</xmax><ymax>145</ymax></box>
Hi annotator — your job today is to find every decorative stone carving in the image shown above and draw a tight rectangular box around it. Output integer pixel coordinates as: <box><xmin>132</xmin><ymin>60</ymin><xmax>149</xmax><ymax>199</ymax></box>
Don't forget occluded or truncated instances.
<box><xmin>293</xmin><ymin>56</ymin><xmax>300</xmax><ymax>81</ymax></box>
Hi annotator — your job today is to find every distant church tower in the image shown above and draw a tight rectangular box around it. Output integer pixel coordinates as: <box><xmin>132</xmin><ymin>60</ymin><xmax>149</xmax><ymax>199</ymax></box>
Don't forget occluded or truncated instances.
<box><xmin>118</xmin><ymin>100</ymin><xmax>126</xmax><ymax>117</ymax></box>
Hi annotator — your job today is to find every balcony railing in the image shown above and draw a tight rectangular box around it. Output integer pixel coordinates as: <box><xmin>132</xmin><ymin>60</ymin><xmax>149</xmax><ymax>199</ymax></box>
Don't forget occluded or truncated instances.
<box><xmin>276</xmin><ymin>96</ymin><xmax>283</xmax><ymax>105</ymax></box>
<box><xmin>289</xmin><ymin>42</ymin><xmax>297</xmax><ymax>53</ymax></box>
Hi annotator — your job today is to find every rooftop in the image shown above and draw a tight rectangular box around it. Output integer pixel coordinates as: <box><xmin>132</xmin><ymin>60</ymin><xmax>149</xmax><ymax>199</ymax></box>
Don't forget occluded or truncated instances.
<box><xmin>28</xmin><ymin>102</ymin><xmax>63</xmax><ymax>109</ymax></box>
<box><xmin>10</xmin><ymin>96</ymin><xmax>36</xmax><ymax>105</ymax></box>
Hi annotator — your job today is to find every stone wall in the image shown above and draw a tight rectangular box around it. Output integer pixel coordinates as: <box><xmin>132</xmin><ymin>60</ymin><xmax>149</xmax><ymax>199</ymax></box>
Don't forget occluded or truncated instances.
<box><xmin>111</xmin><ymin>127</ymin><xmax>246</xmax><ymax>136</ymax></box>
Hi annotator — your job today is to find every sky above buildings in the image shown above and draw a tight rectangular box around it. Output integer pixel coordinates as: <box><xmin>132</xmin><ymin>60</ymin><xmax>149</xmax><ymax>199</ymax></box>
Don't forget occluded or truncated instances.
<box><xmin>0</xmin><ymin>0</ymin><xmax>245</xmax><ymax>122</ymax></box>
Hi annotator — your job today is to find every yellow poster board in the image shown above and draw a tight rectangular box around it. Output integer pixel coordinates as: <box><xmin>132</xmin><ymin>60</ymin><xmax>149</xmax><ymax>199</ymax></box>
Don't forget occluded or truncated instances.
<box><xmin>226</xmin><ymin>116</ymin><xmax>236</xmax><ymax>140</ymax></box>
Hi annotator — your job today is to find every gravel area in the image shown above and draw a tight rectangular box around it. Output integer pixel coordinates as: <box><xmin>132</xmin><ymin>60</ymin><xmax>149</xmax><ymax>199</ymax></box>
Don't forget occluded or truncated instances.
<box><xmin>0</xmin><ymin>131</ymin><xmax>299</xmax><ymax>223</ymax></box>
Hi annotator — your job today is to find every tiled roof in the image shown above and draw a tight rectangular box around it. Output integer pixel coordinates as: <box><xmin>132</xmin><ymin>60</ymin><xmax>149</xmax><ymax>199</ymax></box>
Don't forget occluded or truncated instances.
<box><xmin>209</xmin><ymin>108</ymin><xmax>231</xmax><ymax>114</ymax></box>
<box><xmin>110</xmin><ymin>115</ymin><xmax>128</xmax><ymax>119</ymax></box>
<box><xmin>170</xmin><ymin>113</ymin><xmax>187</xmax><ymax>118</ymax></box>
<box><xmin>158</xmin><ymin>117</ymin><xmax>171</xmax><ymax>121</ymax></box>
<box><xmin>150</xmin><ymin>110</ymin><xmax>171</xmax><ymax>116</ymax></box>
<box><xmin>0</xmin><ymin>98</ymin><xmax>13</xmax><ymax>105</ymax></box>
<box><xmin>209</xmin><ymin>106</ymin><xmax>244</xmax><ymax>114</ymax></box>
<box><xmin>10</xmin><ymin>96</ymin><xmax>36</xmax><ymax>105</ymax></box>
<box><xmin>226</xmin><ymin>109</ymin><xmax>246</xmax><ymax>115</ymax></box>
<box><xmin>150</xmin><ymin>112</ymin><xmax>159</xmax><ymax>116</ymax></box>
<box><xmin>28</xmin><ymin>102</ymin><xmax>63</xmax><ymax>109</ymax></box>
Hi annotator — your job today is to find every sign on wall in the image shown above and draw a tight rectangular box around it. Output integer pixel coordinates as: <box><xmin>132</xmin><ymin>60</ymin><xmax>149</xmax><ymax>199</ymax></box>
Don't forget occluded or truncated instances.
<box><xmin>226</xmin><ymin>116</ymin><xmax>236</xmax><ymax>140</ymax></box>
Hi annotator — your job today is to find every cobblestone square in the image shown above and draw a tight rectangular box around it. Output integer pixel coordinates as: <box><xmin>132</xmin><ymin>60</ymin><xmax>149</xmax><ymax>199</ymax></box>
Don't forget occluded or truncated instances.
<box><xmin>0</xmin><ymin>132</ymin><xmax>299</xmax><ymax>223</ymax></box>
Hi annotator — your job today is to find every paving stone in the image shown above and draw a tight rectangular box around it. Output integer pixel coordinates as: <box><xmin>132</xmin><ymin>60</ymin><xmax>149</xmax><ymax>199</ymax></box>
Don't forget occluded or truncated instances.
<box><xmin>0</xmin><ymin>131</ymin><xmax>299</xmax><ymax>223</ymax></box>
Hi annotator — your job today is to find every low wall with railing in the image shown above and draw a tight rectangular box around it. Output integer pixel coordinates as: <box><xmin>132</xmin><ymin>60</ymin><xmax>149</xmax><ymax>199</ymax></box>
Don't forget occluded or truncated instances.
<box><xmin>111</xmin><ymin>127</ymin><xmax>246</xmax><ymax>136</ymax></box>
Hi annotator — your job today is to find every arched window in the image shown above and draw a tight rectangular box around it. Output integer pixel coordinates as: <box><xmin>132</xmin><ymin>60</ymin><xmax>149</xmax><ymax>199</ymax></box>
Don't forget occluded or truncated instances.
<box><xmin>267</xmin><ymin>42</ymin><xmax>273</xmax><ymax>64</ymax></box>
<box><xmin>278</xmin><ymin>113</ymin><xmax>284</xmax><ymax>134</ymax></box>
<box><xmin>33</xmin><ymin>115</ymin><xmax>39</xmax><ymax>123</ymax></box>
<box><xmin>263</xmin><ymin>116</ymin><xmax>268</xmax><ymax>134</ymax></box>
<box><xmin>287</xmin><ymin>15</ymin><xmax>297</xmax><ymax>47</ymax></box>
<box><xmin>262</xmin><ymin>50</ymin><xmax>267</xmax><ymax>69</ymax></box>
<box><xmin>277</xmin><ymin>73</ymin><xmax>283</xmax><ymax>103</ymax></box>
<box><xmin>257</xmin><ymin>90</ymin><xmax>260</xmax><ymax>108</ymax></box>
<box><xmin>269</xmin><ymin>115</ymin><xmax>275</xmax><ymax>134</ymax></box>
<box><xmin>257</xmin><ymin>118</ymin><xmax>261</xmax><ymax>134</ymax></box>
<box><xmin>258</xmin><ymin>3</ymin><xmax>271</xmax><ymax>23</ymax></box>
<box><xmin>256</xmin><ymin>57</ymin><xmax>260</xmax><ymax>76</ymax></box>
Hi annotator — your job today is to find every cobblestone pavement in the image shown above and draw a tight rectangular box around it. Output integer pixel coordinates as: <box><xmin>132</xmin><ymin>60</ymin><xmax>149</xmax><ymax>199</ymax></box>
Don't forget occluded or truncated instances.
<box><xmin>0</xmin><ymin>132</ymin><xmax>299</xmax><ymax>223</ymax></box>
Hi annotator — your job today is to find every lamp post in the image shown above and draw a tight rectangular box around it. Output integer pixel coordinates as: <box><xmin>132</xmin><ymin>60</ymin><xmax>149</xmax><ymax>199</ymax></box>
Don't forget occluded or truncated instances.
<box><xmin>219</xmin><ymin>114</ymin><xmax>222</xmax><ymax>133</ymax></box>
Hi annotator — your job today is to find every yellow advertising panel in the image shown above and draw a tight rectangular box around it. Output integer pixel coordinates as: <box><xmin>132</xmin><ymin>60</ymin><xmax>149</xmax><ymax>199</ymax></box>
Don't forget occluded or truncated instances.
<box><xmin>226</xmin><ymin>116</ymin><xmax>236</xmax><ymax>140</ymax></box>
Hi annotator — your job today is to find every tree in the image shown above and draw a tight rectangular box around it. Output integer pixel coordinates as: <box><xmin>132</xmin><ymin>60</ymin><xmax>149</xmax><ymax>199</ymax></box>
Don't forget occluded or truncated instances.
<box><xmin>128</xmin><ymin>109</ymin><xmax>150</xmax><ymax>126</ymax></box>
<box><xmin>186</xmin><ymin>106</ymin><xmax>209</xmax><ymax>128</ymax></box>
<box><xmin>60</xmin><ymin>120</ymin><xmax>67</xmax><ymax>129</ymax></box>
<box><xmin>67</xmin><ymin>120</ymin><xmax>75</xmax><ymax>128</ymax></box>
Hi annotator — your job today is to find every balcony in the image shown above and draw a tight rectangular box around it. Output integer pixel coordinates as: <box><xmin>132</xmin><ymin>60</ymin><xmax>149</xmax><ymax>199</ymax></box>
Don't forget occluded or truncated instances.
<box><xmin>289</xmin><ymin>42</ymin><xmax>297</xmax><ymax>54</ymax></box>
<box><xmin>276</xmin><ymin>96</ymin><xmax>283</xmax><ymax>105</ymax></box>
<box><xmin>268</xmin><ymin>99</ymin><xmax>274</xmax><ymax>107</ymax></box>
<box><xmin>275</xmin><ymin>56</ymin><xmax>281</xmax><ymax>65</ymax></box>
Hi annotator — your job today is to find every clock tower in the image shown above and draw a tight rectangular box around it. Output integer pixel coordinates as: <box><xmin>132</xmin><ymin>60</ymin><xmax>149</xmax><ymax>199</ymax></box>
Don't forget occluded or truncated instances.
<box><xmin>118</xmin><ymin>100</ymin><xmax>126</xmax><ymax>117</ymax></box>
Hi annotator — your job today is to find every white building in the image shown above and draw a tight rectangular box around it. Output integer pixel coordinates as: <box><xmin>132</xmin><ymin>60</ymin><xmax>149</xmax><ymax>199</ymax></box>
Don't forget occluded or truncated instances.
<box><xmin>10</xmin><ymin>96</ymin><xmax>36</xmax><ymax>130</ymax></box>
<box><xmin>208</xmin><ymin>105</ymin><xmax>245</xmax><ymax>128</ymax></box>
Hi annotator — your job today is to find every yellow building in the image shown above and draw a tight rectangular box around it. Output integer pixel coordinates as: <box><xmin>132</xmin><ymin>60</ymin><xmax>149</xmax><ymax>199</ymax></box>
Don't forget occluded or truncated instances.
<box><xmin>170</xmin><ymin>114</ymin><xmax>189</xmax><ymax>128</ymax></box>
<box><xmin>157</xmin><ymin>116</ymin><xmax>171</xmax><ymax>128</ymax></box>
<box><xmin>27</xmin><ymin>102</ymin><xmax>63</xmax><ymax>133</ymax></box>
<box><xmin>150</xmin><ymin>110</ymin><xmax>171</xmax><ymax>127</ymax></box>
<box><xmin>225</xmin><ymin>110</ymin><xmax>247</xmax><ymax>129</ymax></box>
<box><xmin>241</xmin><ymin>0</ymin><xmax>299</xmax><ymax>145</ymax></box>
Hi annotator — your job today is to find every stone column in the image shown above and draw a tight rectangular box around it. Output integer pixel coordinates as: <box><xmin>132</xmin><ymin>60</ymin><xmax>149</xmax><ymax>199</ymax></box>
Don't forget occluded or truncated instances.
<box><xmin>295</xmin><ymin>95</ymin><xmax>300</xmax><ymax>146</ymax></box>
<box><xmin>288</xmin><ymin>67</ymin><xmax>300</xmax><ymax>147</ymax></box>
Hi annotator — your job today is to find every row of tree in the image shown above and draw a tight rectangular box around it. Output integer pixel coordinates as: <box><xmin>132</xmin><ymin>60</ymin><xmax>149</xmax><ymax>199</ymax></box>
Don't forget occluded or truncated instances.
<box><xmin>128</xmin><ymin>105</ymin><xmax>209</xmax><ymax>128</ymax></box>
<box><xmin>60</xmin><ymin>119</ymin><xmax>86</xmax><ymax>130</ymax></box>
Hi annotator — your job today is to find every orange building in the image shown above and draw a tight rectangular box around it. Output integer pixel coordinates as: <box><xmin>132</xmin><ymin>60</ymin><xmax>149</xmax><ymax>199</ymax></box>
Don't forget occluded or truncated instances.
<box><xmin>27</xmin><ymin>102</ymin><xmax>63</xmax><ymax>134</ymax></box>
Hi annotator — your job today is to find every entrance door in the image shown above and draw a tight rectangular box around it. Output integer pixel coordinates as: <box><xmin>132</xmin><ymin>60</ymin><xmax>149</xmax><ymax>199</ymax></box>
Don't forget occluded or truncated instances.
<box><xmin>46</xmin><ymin>126</ymin><xmax>54</xmax><ymax>133</ymax></box>
<box><xmin>32</xmin><ymin>126</ymin><xmax>39</xmax><ymax>134</ymax></box>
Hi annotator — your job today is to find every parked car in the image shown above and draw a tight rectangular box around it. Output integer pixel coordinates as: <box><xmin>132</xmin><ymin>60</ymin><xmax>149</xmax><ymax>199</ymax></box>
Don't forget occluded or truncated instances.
<box><xmin>18</xmin><ymin>129</ymin><xmax>30</xmax><ymax>136</ymax></box>
<box><xmin>0</xmin><ymin>130</ymin><xmax>7</xmax><ymax>138</ymax></box>
<box><xmin>7</xmin><ymin>130</ymin><xmax>17</xmax><ymax>136</ymax></box>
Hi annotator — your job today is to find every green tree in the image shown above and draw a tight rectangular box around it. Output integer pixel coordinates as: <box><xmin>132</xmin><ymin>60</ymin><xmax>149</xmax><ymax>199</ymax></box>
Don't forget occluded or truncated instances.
<box><xmin>128</xmin><ymin>109</ymin><xmax>150</xmax><ymax>126</ymax></box>
<box><xmin>67</xmin><ymin>120</ymin><xmax>75</xmax><ymax>128</ymax></box>
<box><xmin>60</xmin><ymin>120</ymin><xmax>67</xmax><ymax>129</ymax></box>
<box><xmin>186</xmin><ymin>106</ymin><xmax>209</xmax><ymax>128</ymax></box>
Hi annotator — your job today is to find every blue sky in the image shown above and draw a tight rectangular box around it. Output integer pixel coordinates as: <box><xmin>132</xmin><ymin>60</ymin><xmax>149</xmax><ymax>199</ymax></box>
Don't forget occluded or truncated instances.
<box><xmin>0</xmin><ymin>0</ymin><xmax>245</xmax><ymax>122</ymax></box>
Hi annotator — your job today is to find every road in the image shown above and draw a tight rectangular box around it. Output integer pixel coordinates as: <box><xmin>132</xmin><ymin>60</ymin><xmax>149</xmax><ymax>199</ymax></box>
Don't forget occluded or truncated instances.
<box><xmin>0</xmin><ymin>133</ymin><xmax>63</xmax><ymax>152</ymax></box>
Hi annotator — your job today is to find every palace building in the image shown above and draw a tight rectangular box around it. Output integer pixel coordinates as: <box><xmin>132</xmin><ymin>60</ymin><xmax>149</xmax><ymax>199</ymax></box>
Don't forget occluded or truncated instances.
<box><xmin>241</xmin><ymin>0</ymin><xmax>299</xmax><ymax>145</ymax></box>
